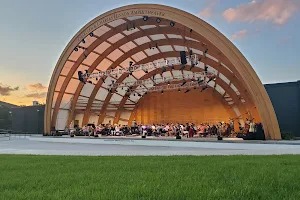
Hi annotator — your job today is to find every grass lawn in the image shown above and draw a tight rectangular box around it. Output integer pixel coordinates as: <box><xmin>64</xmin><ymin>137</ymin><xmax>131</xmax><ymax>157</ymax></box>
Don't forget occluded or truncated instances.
<box><xmin>0</xmin><ymin>155</ymin><xmax>300</xmax><ymax>200</ymax></box>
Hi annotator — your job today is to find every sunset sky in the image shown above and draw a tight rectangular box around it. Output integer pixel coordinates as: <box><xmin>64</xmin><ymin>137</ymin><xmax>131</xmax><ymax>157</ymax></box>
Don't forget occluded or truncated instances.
<box><xmin>0</xmin><ymin>0</ymin><xmax>299</xmax><ymax>105</ymax></box>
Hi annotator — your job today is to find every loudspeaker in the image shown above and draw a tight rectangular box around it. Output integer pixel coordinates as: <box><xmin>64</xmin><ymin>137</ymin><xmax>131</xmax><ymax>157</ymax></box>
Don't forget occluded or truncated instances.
<box><xmin>180</xmin><ymin>51</ymin><xmax>187</xmax><ymax>64</ymax></box>
<box><xmin>176</xmin><ymin>136</ymin><xmax>181</xmax><ymax>139</ymax></box>
<box><xmin>217</xmin><ymin>136</ymin><xmax>223</xmax><ymax>140</ymax></box>
<box><xmin>78</xmin><ymin>71</ymin><xmax>85</xmax><ymax>83</ymax></box>
<box><xmin>142</xmin><ymin>136</ymin><xmax>146</xmax><ymax>138</ymax></box>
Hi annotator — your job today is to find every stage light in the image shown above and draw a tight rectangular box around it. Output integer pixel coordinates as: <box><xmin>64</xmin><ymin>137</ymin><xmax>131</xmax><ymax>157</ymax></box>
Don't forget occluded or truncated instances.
<box><xmin>121</xmin><ymin>87</ymin><xmax>124</xmax><ymax>90</ymax></box>
<box><xmin>205</xmin><ymin>65</ymin><xmax>208</xmax><ymax>73</ymax></box>
<box><xmin>134</xmin><ymin>93</ymin><xmax>136</xmax><ymax>96</ymax></box>
<box><xmin>185</xmin><ymin>89</ymin><xmax>190</xmax><ymax>93</ymax></box>
<box><xmin>194</xmin><ymin>87</ymin><xmax>197</xmax><ymax>90</ymax></box>
<box><xmin>89</xmin><ymin>32</ymin><xmax>94</xmax><ymax>37</ymax></box>
<box><xmin>161</xmin><ymin>90</ymin><xmax>164</xmax><ymax>94</ymax></box>
<box><xmin>85</xmin><ymin>70</ymin><xmax>88</xmax><ymax>74</ymax></box>
<box><xmin>213</xmin><ymin>77</ymin><xmax>217</xmax><ymax>81</ymax></box>
<box><xmin>170</xmin><ymin>21</ymin><xmax>175</xmax><ymax>27</ymax></box>
<box><xmin>190</xmin><ymin>29</ymin><xmax>193</xmax><ymax>33</ymax></box>
<box><xmin>168</xmin><ymin>81</ymin><xmax>170</xmax><ymax>85</ymax></box>
<box><xmin>74</xmin><ymin>47</ymin><xmax>79</xmax><ymax>52</ymax></box>
<box><xmin>96</xmin><ymin>77</ymin><xmax>98</xmax><ymax>81</ymax></box>
<box><xmin>198</xmin><ymin>79</ymin><xmax>204</xmax><ymax>84</ymax></box>
<box><xmin>156</xmin><ymin>18</ymin><xmax>161</xmax><ymax>23</ymax></box>
<box><xmin>180</xmin><ymin>65</ymin><xmax>186</xmax><ymax>70</ymax></box>
<box><xmin>181</xmin><ymin>81</ymin><xmax>187</xmax><ymax>86</ymax></box>
<box><xmin>178</xmin><ymin>89</ymin><xmax>181</xmax><ymax>92</ymax></box>
<box><xmin>82</xmin><ymin>39</ymin><xmax>86</xmax><ymax>44</ymax></box>
<box><xmin>143</xmin><ymin>16</ymin><xmax>149</xmax><ymax>21</ymax></box>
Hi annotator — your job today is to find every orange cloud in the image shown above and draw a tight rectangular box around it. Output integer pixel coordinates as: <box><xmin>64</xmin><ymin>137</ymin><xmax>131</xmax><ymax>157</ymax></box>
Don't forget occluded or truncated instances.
<box><xmin>231</xmin><ymin>29</ymin><xmax>248</xmax><ymax>40</ymax></box>
<box><xmin>0</xmin><ymin>83</ymin><xmax>19</xmax><ymax>96</ymax></box>
<box><xmin>198</xmin><ymin>8</ymin><xmax>213</xmax><ymax>18</ymax></box>
<box><xmin>223</xmin><ymin>0</ymin><xmax>299</xmax><ymax>25</ymax></box>
<box><xmin>25</xmin><ymin>92</ymin><xmax>47</xmax><ymax>99</ymax></box>
<box><xmin>27</xmin><ymin>83</ymin><xmax>48</xmax><ymax>91</ymax></box>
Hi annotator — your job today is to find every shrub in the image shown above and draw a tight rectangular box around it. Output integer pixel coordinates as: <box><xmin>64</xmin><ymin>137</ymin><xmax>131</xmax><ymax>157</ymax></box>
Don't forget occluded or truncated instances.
<box><xmin>281</xmin><ymin>132</ymin><xmax>295</xmax><ymax>140</ymax></box>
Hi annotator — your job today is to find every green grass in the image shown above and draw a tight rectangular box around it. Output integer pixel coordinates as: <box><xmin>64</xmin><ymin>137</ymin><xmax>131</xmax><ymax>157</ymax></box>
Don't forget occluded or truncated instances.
<box><xmin>1</xmin><ymin>155</ymin><xmax>300</xmax><ymax>200</ymax></box>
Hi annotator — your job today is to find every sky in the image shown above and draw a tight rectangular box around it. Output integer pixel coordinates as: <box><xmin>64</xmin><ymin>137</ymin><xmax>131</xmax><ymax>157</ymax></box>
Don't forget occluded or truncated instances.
<box><xmin>0</xmin><ymin>0</ymin><xmax>299</xmax><ymax>105</ymax></box>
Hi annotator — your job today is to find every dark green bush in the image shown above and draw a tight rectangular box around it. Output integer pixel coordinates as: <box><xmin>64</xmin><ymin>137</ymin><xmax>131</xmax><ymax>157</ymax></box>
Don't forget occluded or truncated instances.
<box><xmin>281</xmin><ymin>132</ymin><xmax>295</xmax><ymax>140</ymax></box>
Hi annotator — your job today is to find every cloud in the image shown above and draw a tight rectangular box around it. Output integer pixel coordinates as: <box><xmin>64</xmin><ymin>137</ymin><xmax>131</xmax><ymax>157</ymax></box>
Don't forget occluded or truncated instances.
<box><xmin>25</xmin><ymin>92</ymin><xmax>47</xmax><ymax>99</ymax></box>
<box><xmin>27</xmin><ymin>83</ymin><xmax>48</xmax><ymax>91</ymax></box>
<box><xmin>198</xmin><ymin>8</ymin><xmax>213</xmax><ymax>18</ymax></box>
<box><xmin>231</xmin><ymin>29</ymin><xmax>248</xmax><ymax>40</ymax></box>
<box><xmin>223</xmin><ymin>0</ymin><xmax>299</xmax><ymax>25</ymax></box>
<box><xmin>0</xmin><ymin>83</ymin><xmax>19</xmax><ymax>96</ymax></box>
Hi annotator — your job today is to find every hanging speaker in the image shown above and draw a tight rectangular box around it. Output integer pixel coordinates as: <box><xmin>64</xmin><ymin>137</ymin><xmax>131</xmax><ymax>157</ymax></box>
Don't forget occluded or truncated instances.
<box><xmin>180</xmin><ymin>51</ymin><xmax>187</xmax><ymax>64</ymax></box>
<box><xmin>78</xmin><ymin>71</ymin><xmax>85</xmax><ymax>83</ymax></box>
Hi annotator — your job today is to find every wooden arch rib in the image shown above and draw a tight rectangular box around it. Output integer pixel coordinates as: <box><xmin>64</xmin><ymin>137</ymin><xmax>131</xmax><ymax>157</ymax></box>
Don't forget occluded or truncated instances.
<box><xmin>111</xmin><ymin>63</ymin><xmax>248</xmax><ymax>125</ymax></box>
<box><xmin>94</xmin><ymin>52</ymin><xmax>250</xmax><ymax>125</ymax></box>
<box><xmin>80</xmin><ymin>41</ymin><xmax>253</xmax><ymax>126</ymax></box>
<box><xmin>53</xmin><ymin>24</ymin><xmax>247</xmax><ymax>127</ymax></box>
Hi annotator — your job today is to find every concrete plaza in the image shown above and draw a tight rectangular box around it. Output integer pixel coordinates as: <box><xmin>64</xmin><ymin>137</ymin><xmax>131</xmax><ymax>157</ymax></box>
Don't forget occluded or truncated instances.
<box><xmin>1</xmin><ymin>135</ymin><xmax>300</xmax><ymax>156</ymax></box>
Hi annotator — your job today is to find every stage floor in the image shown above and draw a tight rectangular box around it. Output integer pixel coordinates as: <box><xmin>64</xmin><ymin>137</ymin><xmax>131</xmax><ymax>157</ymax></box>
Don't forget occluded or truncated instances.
<box><xmin>0</xmin><ymin>135</ymin><xmax>300</xmax><ymax>156</ymax></box>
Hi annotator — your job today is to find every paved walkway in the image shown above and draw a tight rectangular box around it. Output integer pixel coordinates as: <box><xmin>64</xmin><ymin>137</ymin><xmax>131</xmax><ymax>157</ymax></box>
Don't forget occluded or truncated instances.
<box><xmin>0</xmin><ymin>136</ymin><xmax>300</xmax><ymax>156</ymax></box>
<box><xmin>1</xmin><ymin>136</ymin><xmax>300</xmax><ymax>156</ymax></box>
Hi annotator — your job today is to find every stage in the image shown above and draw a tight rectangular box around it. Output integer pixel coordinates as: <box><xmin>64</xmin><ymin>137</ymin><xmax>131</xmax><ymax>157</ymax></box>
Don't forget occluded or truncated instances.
<box><xmin>1</xmin><ymin>135</ymin><xmax>300</xmax><ymax>156</ymax></box>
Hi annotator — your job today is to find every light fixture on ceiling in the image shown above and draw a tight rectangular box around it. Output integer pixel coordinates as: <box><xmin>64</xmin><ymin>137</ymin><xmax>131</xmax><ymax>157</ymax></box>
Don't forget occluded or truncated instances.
<box><xmin>143</xmin><ymin>16</ymin><xmax>149</xmax><ymax>21</ymax></box>
<box><xmin>74</xmin><ymin>47</ymin><xmax>79</xmax><ymax>52</ymax></box>
<box><xmin>89</xmin><ymin>32</ymin><xmax>94</xmax><ymax>37</ymax></box>
<box><xmin>170</xmin><ymin>21</ymin><xmax>175</xmax><ymax>27</ymax></box>
<box><xmin>82</xmin><ymin>39</ymin><xmax>85</xmax><ymax>44</ymax></box>
<box><xmin>156</xmin><ymin>18</ymin><xmax>161</xmax><ymax>23</ymax></box>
